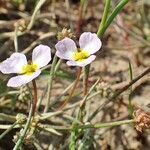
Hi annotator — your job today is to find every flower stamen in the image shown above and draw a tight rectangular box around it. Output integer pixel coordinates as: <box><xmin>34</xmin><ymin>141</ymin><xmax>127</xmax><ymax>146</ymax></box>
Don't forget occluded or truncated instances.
<box><xmin>21</xmin><ymin>64</ymin><xmax>38</xmax><ymax>75</ymax></box>
<box><xmin>73</xmin><ymin>50</ymin><xmax>89</xmax><ymax>62</ymax></box>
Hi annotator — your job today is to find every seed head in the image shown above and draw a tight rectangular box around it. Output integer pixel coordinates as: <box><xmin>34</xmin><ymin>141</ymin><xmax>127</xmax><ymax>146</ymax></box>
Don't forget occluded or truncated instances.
<box><xmin>133</xmin><ymin>108</ymin><xmax>150</xmax><ymax>132</ymax></box>
<box><xmin>57</xmin><ymin>28</ymin><xmax>75</xmax><ymax>40</ymax></box>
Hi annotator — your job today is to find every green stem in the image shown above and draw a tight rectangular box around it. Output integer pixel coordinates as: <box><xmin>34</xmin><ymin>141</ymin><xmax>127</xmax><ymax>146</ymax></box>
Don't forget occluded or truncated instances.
<box><xmin>32</xmin><ymin>80</ymin><xmax>38</xmax><ymax>116</ymax></box>
<box><xmin>27</xmin><ymin>0</ymin><xmax>47</xmax><ymax>30</ymax></box>
<box><xmin>0</xmin><ymin>113</ymin><xmax>16</xmax><ymax>122</ymax></box>
<box><xmin>79</xmin><ymin>119</ymin><xmax>135</xmax><ymax>129</ymax></box>
<box><xmin>39</xmin><ymin>111</ymin><xmax>62</xmax><ymax>120</ymax></box>
<box><xmin>128</xmin><ymin>61</ymin><xmax>133</xmax><ymax>117</ymax></box>
<box><xmin>54</xmin><ymin>59</ymin><xmax>61</xmax><ymax>73</ymax></box>
<box><xmin>38</xmin><ymin>119</ymin><xmax>134</xmax><ymax>131</ymax></box>
<box><xmin>0</xmin><ymin>122</ymin><xmax>17</xmax><ymax>140</ymax></box>
<box><xmin>13</xmin><ymin>104</ymin><xmax>33</xmax><ymax>150</ymax></box>
<box><xmin>0</xmin><ymin>124</ymin><xmax>20</xmax><ymax>130</ymax></box>
<box><xmin>69</xmin><ymin>121</ymin><xmax>78</xmax><ymax>150</ymax></box>
<box><xmin>44</xmin><ymin>55</ymin><xmax>58</xmax><ymax>113</ymax></box>
<box><xmin>0</xmin><ymin>91</ymin><xmax>19</xmax><ymax>97</ymax></box>
<box><xmin>97</xmin><ymin>0</ymin><xmax>129</xmax><ymax>38</ymax></box>
<box><xmin>97</xmin><ymin>0</ymin><xmax>111</xmax><ymax>37</ymax></box>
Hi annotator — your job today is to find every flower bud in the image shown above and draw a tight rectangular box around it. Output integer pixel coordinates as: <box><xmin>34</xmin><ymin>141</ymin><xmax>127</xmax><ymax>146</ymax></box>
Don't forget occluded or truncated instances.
<box><xmin>57</xmin><ymin>28</ymin><xmax>75</xmax><ymax>40</ymax></box>
<box><xmin>16</xmin><ymin>113</ymin><xmax>27</xmax><ymax>124</ymax></box>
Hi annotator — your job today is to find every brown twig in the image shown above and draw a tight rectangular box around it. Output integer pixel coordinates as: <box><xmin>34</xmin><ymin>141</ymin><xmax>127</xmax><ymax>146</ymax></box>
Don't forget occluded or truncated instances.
<box><xmin>83</xmin><ymin>64</ymin><xmax>90</xmax><ymax>104</ymax></box>
<box><xmin>111</xmin><ymin>67</ymin><xmax>150</xmax><ymax>100</ymax></box>
<box><xmin>57</xmin><ymin>67</ymin><xmax>82</xmax><ymax>110</ymax></box>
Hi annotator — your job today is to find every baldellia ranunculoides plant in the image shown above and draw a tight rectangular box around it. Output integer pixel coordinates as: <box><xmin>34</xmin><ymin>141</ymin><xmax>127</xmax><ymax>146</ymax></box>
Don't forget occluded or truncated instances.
<box><xmin>2</xmin><ymin>0</ymin><xmax>150</xmax><ymax>149</ymax></box>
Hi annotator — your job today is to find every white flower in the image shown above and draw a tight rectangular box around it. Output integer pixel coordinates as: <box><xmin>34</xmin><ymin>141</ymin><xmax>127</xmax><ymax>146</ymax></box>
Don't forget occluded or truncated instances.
<box><xmin>0</xmin><ymin>45</ymin><xmax>51</xmax><ymax>87</ymax></box>
<box><xmin>55</xmin><ymin>32</ymin><xmax>102</xmax><ymax>67</ymax></box>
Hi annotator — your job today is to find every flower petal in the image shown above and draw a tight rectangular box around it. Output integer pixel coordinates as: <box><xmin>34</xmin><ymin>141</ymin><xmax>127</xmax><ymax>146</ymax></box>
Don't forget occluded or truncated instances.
<box><xmin>32</xmin><ymin>45</ymin><xmax>51</xmax><ymax>69</ymax></box>
<box><xmin>7</xmin><ymin>70</ymin><xmax>41</xmax><ymax>87</ymax></box>
<box><xmin>55</xmin><ymin>37</ymin><xmax>77</xmax><ymax>60</ymax></box>
<box><xmin>0</xmin><ymin>53</ymin><xmax>27</xmax><ymax>74</ymax></box>
<box><xmin>79</xmin><ymin>32</ymin><xmax>102</xmax><ymax>54</ymax></box>
<box><xmin>66</xmin><ymin>55</ymin><xmax>96</xmax><ymax>67</ymax></box>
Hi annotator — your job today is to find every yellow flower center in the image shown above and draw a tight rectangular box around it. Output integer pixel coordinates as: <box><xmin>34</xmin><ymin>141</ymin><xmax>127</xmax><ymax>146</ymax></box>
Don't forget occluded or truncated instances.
<box><xmin>73</xmin><ymin>50</ymin><xmax>89</xmax><ymax>62</ymax></box>
<box><xmin>21</xmin><ymin>64</ymin><xmax>38</xmax><ymax>75</ymax></box>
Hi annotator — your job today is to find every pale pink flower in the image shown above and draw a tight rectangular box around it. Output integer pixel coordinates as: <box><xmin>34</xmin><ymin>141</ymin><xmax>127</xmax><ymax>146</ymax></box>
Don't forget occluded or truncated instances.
<box><xmin>55</xmin><ymin>32</ymin><xmax>102</xmax><ymax>67</ymax></box>
<box><xmin>0</xmin><ymin>45</ymin><xmax>51</xmax><ymax>87</ymax></box>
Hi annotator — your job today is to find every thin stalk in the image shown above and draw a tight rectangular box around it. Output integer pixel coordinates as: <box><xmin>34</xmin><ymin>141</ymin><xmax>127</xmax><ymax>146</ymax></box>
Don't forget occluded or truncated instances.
<box><xmin>37</xmin><ymin>119</ymin><xmax>134</xmax><ymax>131</ymax></box>
<box><xmin>0</xmin><ymin>91</ymin><xmax>19</xmax><ymax>97</ymax></box>
<box><xmin>82</xmin><ymin>0</ymin><xmax>88</xmax><ymax>17</ymax></box>
<box><xmin>79</xmin><ymin>119</ymin><xmax>135</xmax><ymax>129</ymax></box>
<box><xmin>39</xmin><ymin>111</ymin><xmax>62</xmax><ymax>120</ymax></box>
<box><xmin>0</xmin><ymin>122</ymin><xmax>17</xmax><ymax>140</ymax></box>
<box><xmin>128</xmin><ymin>61</ymin><xmax>133</xmax><ymax>117</ymax></box>
<box><xmin>36</xmin><ymin>85</ymin><xmax>47</xmax><ymax>111</ymax></box>
<box><xmin>14</xmin><ymin>25</ymin><xmax>18</xmax><ymax>52</ymax></box>
<box><xmin>57</xmin><ymin>67</ymin><xmax>82</xmax><ymax>110</ymax></box>
<box><xmin>69</xmin><ymin>122</ymin><xmax>78</xmax><ymax>150</ymax></box>
<box><xmin>54</xmin><ymin>59</ymin><xmax>61</xmax><ymax>73</ymax></box>
<box><xmin>97</xmin><ymin>0</ymin><xmax>111</xmax><ymax>37</ymax></box>
<box><xmin>33</xmin><ymin>139</ymin><xmax>43</xmax><ymax>150</ymax></box>
<box><xmin>78</xmin><ymin>78</ymin><xmax>101</xmax><ymax>122</ymax></box>
<box><xmin>27</xmin><ymin>0</ymin><xmax>47</xmax><ymax>30</ymax></box>
<box><xmin>44</xmin><ymin>55</ymin><xmax>58</xmax><ymax>113</ymax></box>
<box><xmin>13</xmin><ymin>103</ymin><xmax>33</xmax><ymax>150</ymax></box>
<box><xmin>0</xmin><ymin>113</ymin><xmax>16</xmax><ymax>122</ymax></box>
<box><xmin>81</xmin><ymin>78</ymin><xmax>101</xmax><ymax>107</ymax></box>
<box><xmin>97</xmin><ymin>0</ymin><xmax>129</xmax><ymax>38</ymax></box>
<box><xmin>32</xmin><ymin>80</ymin><xmax>38</xmax><ymax>116</ymax></box>
<box><xmin>0</xmin><ymin>124</ymin><xmax>20</xmax><ymax>130</ymax></box>
<box><xmin>83</xmin><ymin>66</ymin><xmax>90</xmax><ymax>96</ymax></box>
<box><xmin>64</xmin><ymin>91</ymin><xmax>101</xmax><ymax>111</ymax></box>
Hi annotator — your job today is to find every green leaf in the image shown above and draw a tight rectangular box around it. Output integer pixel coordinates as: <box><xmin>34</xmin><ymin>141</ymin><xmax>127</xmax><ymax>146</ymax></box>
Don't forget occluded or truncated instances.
<box><xmin>128</xmin><ymin>61</ymin><xmax>134</xmax><ymax>117</ymax></box>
